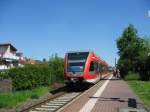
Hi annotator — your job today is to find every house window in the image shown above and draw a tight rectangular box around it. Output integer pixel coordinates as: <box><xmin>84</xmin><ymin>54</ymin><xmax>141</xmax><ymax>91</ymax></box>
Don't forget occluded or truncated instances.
<box><xmin>0</xmin><ymin>47</ymin><xmax>6</xmax><ymax>53</ymax></box>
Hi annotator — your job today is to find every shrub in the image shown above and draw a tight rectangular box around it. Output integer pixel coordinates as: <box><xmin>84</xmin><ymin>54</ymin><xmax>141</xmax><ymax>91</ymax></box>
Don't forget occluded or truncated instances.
<box><xmin>125</xmin><ymin>71</ymin><xmax>141</xmax><ymax>80</ymax></box>
<box><xmin>0</xmin><ymin>71</ymin><xmax>9</xmax><ymax>80</ymax></box>
<box><xmin>7</xmin><ymin>64</ymin><xmax>52</xmax><ymax>90</ymax></box>
<box><xmin>49</xmin><ymin>54</ymin><xmax>64</xmax><ymax>84</ymax></box>
<box><xmin>0</xmin><ymin>54</ymin><xmax>64</xmax><ymax>91</ymax></box>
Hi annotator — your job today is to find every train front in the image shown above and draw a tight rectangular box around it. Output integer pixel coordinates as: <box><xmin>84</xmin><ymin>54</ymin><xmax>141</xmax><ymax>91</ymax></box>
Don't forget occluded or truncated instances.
<box><xmin>64</xmin><ymin>52</ymin><xmax>89</xmax><ymax>85</ymax></box>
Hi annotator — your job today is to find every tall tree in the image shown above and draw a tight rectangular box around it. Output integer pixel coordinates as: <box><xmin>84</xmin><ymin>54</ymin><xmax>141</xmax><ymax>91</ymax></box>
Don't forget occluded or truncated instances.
<box><xmin>116</xmin><ymin>24</ymin><xmax>150</xmax><ymax>80</ymax></box>
<box><xmin>117</xmin><ymin>24</ymin><xmax>139</xmax><ymax>76</ymax></box>
<box><xmin>141</xmin><ymin>38</ymin><xmax>150</xmax><ymax>80</ymax></box>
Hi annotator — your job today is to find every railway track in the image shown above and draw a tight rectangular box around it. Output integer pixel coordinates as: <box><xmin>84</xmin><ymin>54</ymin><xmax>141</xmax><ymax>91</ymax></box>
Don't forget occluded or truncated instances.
<box><xmin>29</xmin><ymin>92</ymin><xmax>81</xmax><ymax>112</ymax></box>
<box><xmin>26</xmin><ymin>74</ymin><xmax>109</xmax><ymax>112</ymax></box>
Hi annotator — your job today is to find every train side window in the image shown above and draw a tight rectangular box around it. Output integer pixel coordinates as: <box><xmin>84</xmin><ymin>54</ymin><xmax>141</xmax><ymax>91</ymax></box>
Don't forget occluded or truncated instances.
<box><xmin>99</xmin><ymin>64</ymin><xmax>102</xmax><ymax>72</ymax></box>
<box><xmin>89</xmin><ymin>62</ymin><xmax>99</xmax><ymax>74</ymax></box>
<box><xmin>94</xmin><ymin>62</ymin><xmax>98</xmax><ymax>72</ymax></box>
<box><xmin>89</xmin><ymin>61</ymin><xmax>94</xmax><ymax>74</ymax></box>
<box><xmin>101</xmin><ymin>66</ymin><xmax>105</xmax><ymax>72</ymax></box>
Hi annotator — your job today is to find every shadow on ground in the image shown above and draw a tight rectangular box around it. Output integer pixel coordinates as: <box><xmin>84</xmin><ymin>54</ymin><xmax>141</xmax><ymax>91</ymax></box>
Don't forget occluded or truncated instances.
<box><xmin>89</xmin><ymin>96</ymin><xmax>147</xmax><ymax>109</ymax></box>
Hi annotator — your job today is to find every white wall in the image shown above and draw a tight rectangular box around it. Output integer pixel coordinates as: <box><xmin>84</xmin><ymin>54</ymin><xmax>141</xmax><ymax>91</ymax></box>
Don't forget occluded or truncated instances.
<box><xmin>0</xmin><ymin>65</ymin><xmax>9</xmax><ymax>70</ymax></box>
<box><xmin>1</xmin><ymin>46</ymin><xmax>19</xmax><ymax>60</ymax></box>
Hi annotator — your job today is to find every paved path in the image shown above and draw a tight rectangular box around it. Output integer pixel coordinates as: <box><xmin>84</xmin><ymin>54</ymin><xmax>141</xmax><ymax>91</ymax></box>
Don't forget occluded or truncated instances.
<box><xmin>60</xmin><ymin>75</ymin><xmax>148</xmax><ymax>112</ymax></box>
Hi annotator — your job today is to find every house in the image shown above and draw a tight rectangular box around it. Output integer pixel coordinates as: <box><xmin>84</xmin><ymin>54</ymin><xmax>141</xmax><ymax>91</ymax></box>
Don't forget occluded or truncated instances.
<box><xmin>23</xmin><ymin>58</ymin><xmax>42</xmax><ymax>65</ymax></box>
<box><xmin>0</xmin><ymin>43</ymin><xmax>42</xmax><ymax>70</ymax></box>
<box><xmin>16</xmin><ymin>52</ymin><xmax>24</xmax><ymax>60</ymax></box>
<box><xmin>0</xmin><ymin>43</ymin><xmax>20</xmax><ymax>70</ymax></box>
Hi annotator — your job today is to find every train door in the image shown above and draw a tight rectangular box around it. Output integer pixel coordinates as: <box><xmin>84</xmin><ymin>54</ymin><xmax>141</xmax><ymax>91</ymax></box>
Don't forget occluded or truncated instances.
<box><xmin>89</xmin><ymin>61</ymin><xmax>100</xmax><ymax>82</ymax></box>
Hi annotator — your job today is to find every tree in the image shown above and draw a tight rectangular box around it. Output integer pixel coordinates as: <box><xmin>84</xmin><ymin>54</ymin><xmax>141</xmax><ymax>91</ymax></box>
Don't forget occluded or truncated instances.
<box><xmin>49</xmin><ymin>53</ymin><xmax>64</xmax><ymax>83</ymax></box>
<box><xmin>116</xmin><ymin>24</ymin><xmax>150</xmax><ymax>80</ymax></box>
<box><xmin>141</xmin><ymin>38</ymin><xmax>150</xmax><ymax>80</ymax></box>
<box><xmin>117</xmin><ymin>24</ymin><xmax>138</xmax><ymax>57</ymax></box>
<box><xmin>117</xmin><ymin>24</ymin><xmax>139</xmax><ymax>76</ymax></box>
<box><xmin>42</xmin><ymin>58</ymin><xmax>46</xmax><ymax>62</ymax></box>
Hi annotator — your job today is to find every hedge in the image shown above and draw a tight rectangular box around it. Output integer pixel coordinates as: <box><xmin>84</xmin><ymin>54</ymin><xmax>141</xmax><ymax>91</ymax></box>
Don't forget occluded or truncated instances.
<box><xmin>7</xmin><ymin>64</ymin><xmax>51</xmax><ymax>90</ymax></box>
<box><xmin>0</xmin><ymin>55</ymin><xmax>64</xmax><ymax>90</ymax></box>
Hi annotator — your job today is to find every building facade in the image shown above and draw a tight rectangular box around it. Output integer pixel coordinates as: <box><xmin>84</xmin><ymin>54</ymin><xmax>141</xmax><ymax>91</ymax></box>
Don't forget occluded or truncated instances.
<box><xmin>0</xmin><ymin>43</ymin><xmax>22</xmax><ymax>70</ymax></box>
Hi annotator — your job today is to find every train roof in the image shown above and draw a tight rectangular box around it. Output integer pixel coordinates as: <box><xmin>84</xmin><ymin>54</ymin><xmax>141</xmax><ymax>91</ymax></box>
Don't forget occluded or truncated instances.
<box><xmin>66</xmin><ymin>50</ymin><xmax>92</xmax><ymax>53</ymax></box>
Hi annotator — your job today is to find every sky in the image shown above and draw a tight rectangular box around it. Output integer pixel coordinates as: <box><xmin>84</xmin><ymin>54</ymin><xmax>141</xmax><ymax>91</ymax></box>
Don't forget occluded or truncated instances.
<box><xmin>0</xmin><ymin>0</ymin><xmax>150</xmax><ymax>66</ymax></box>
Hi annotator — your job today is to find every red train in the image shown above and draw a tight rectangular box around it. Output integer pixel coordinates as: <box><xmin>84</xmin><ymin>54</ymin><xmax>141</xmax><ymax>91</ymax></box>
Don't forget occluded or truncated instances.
<box><xmin>64</xmin><ymin>51</ymin><xmax>108</xmax><ymax>85</ymax></box>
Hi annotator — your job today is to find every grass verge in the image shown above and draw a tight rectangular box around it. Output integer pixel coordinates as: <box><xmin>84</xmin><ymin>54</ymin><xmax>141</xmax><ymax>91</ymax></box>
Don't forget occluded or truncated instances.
<box><xmin>128</xmin><ymin>81</ymin><xmax>150</xmax><ymax>109</ymax></box>
<box><xmin>0</xmin><ymin>87</ymin><xmax>49</xmax><ymax>108</ymax></box>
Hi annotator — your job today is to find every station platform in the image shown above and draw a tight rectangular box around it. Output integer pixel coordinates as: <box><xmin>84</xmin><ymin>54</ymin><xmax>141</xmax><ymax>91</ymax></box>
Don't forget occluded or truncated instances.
<box><xmin>59</xmin><ymin>75</ymin><xmax>148</xmax><ymax>112</ymax></box>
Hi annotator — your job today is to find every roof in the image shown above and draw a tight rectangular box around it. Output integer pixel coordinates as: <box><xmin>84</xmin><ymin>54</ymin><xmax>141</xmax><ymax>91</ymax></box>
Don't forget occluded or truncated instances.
<box><xmin>0</xmin><ymin>43</ymin><xmax>17</xmax><ymax>51</ymax></box>
<box><xmin>20</xmin><ymin>59</ymin><xmax>41</xmax><ymax>65</ymax></box>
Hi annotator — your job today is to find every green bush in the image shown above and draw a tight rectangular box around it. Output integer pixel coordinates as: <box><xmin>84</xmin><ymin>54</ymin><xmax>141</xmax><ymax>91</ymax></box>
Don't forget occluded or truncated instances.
<box><xmin>8</xmin><ymin>64</ymin><xmax>52</xmax><ymax>90</ymax></box>
<box><xmin>125</xmin><ymin>71</ymin><xmax>141</xmax><ymax>80</ymax></box>
<box><xmin>0</xmin><ymin>71</ymin><xmax>9</xmax><ymax>80</ymax></box>
<box><xmin>49</xmin><ymin>54</ymin><xmax>64</xmax><ymax>84</ymax></box>
<box><xmin>0</xmin><ymin>54</ymin><xmax>64</xmax><ymax>91</ymax></box>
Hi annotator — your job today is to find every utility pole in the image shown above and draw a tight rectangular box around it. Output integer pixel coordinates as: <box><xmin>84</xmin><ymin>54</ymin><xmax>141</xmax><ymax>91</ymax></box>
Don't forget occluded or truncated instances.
<box><xmin>115</xmin><ymin>57</ymin><xmax>116</xmax><ymax>68</ymax></box>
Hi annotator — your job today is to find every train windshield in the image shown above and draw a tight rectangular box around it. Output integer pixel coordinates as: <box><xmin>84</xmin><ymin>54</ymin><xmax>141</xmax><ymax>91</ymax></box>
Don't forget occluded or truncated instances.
<box><xmin>67</xmin><ymin>52</ymin><xmax>89</xmax><ymax>73</ymax></box>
